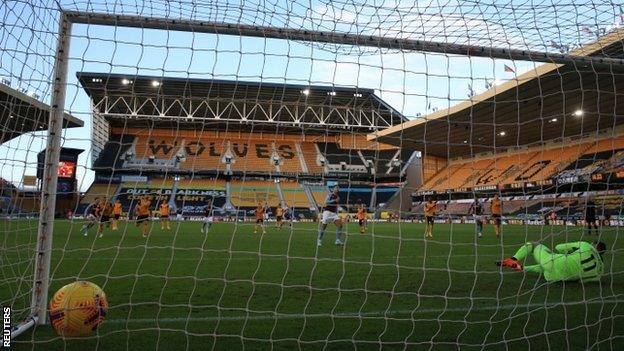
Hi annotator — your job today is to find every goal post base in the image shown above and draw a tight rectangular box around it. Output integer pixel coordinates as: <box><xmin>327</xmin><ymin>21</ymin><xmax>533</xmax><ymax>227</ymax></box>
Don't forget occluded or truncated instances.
<box><xmin>10</xmin><ymin>316</ymin><xmax>39</xmax><ymax>340</ymax></box>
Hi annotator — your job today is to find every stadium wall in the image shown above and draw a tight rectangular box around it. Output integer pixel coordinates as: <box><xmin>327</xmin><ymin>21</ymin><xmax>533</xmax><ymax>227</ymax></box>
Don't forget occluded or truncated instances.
<box><xmin>380</xmin><ymin>153</ymin><xmax>423</xmax><ymax>214</ymax></box>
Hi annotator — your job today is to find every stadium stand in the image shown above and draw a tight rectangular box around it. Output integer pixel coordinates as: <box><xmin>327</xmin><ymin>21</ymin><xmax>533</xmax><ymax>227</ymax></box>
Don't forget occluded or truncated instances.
<box><xmin>594</xmin><ymin>195</ymin><xmax>624</xmax><ymax>218</ymax></box>
<box><xmin>317</xmin><ymin>142</ymin><xmax>367</xmax><ymax>173</ymax></box>
<box><xmin>179</xmin><ymin>138</ymin><xmax>228</xmax><ymax>173</ymax></box>
<box><xmin>299</xmin><ymin>143</ymin><xmax>324</xmax><ymax>173</ymax></box>
<box><xmin>95</xmin><ymin>129</ymin><xmax>345</xmax><ymax>176</ymax></box>
<box><xmin>524</xmin><ymin>143</ymin><xmax>593</xmax><ymax>184</ymax></box>
<box><xmin>318</xmin><ymin>142</ymin><xmax>355</xmax><ymax>164</ymax></box>
<box><xmin>9</xmin><ymin>194</ymin><xmax>40</xmax><ymax>215</ymax></box>
<box><xmin>280</xmin><ymin>189</ymin><xmax>311</xmax><ymax>208</ymax></box>
<box><xmin>272</xmin><ymin>141</ymin><xmax>303</xmax><ymax>173</ymax></box>
<box><xmin>359</xmin><ymin>149</ymin><xmax>399</xmax><ymax>174</ymax></box>
<box><xmin>500</xmin><ymin>199</ymin><xmax>539</xmax><ymax>215</ymax></box>
<box><xmin>419</xmin><ymin>136</ymin><xmax>624</xmax><ymax>193</ymax></box>
<box><xmin>423</xmin><ymin>159</ymin><xmax>493</xmax><ymax>191</ymax></box>
<box><xmin>92</xmin><ymin>134</ymin><xmax>135</xmax><ymax>170</ymax></box>
<box><xmin>74</xmin><ymin>73</ymin><xmax>436</xmax><ymax>222</ymax></box>
<box><xmin>438</xmin><ymin>200</ymin><xmax>472</xmax><ymax>216</ymax></box>
<box><xmin>421</xmin><ymin>155</ymin><xmax>447</xmax><ymax>184</ymax></box>
<box><xmin>518</xmin><ymin>199</ymin><xmax>577</xmax><ymax>220</ymax></box>
<box><xmin>130</xmin><ymin>132</ymin><xmax>186</xmax><ymax>170</ymax></box>
<box><xmin>570</xmin><ymin>150</ymin><xmax>619</xmax><ymax>170</ymax></box>
<box><xmin>230</xmin><ymin>180</ymin><xmax>280</xmax><ymax>208</ymax></box>
<box><xmin>306</xmin><ymin>185</ymin><xmax>329</xmax><ymax>207</ymax></box>
<box><xmin>421</xmin><ymin>164</ymin><xmax>459</xmax><ymax>191</ymax></box>
<box><xmin>556</xmin><ymin>140</ymin><xmax>624</xmax><ymax>182</ymax></box>
<box><xmin>463</xmin><ymin>152</ymin><xmax>536</xmax><ymax>188</ymax></box>
<box><xmin>313</xmin><ymin>141</ymin><xmax>413</xmax><ymax>176</ymax></box>
<box><xmin>80</xmin><ymin>183</ymin><xmax>119</xmax><ymax>205</ymax></box>
<box><xmin>279</xmin><ymin>181</ymin><xmax>313</xmax><ymax>209</ymax></box>
<box><xmin>225</xmin><ymin>140</ymin><xmax>279</xmax><ymax>173</ymax></box>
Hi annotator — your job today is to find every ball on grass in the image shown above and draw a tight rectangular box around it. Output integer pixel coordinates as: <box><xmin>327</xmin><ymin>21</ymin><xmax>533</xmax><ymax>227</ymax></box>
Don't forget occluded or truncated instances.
<box><xmin>48</xmin><ymin>281</ymin><xmax>108</xmax><ymax>337</ymax></box>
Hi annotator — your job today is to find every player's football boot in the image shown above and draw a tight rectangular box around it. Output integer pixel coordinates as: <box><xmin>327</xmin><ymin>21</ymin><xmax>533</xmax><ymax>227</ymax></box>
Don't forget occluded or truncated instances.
<box><xmin>496</xmin><ymin>258</ymin><xmax>523</xmax><ymax>272</ymax></box>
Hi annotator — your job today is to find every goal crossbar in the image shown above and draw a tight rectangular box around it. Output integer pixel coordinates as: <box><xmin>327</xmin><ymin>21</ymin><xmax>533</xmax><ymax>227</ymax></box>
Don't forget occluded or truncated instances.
<box><xmin>64</xmin><ymin>10</ymin><xmax>624</xmax><ymax>70</ymax></box>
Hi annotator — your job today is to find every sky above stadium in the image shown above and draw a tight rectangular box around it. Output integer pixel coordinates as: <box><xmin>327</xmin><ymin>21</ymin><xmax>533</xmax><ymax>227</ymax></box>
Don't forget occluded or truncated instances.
<box><xmin>0</xmin><ymin>0</ymin><xmax>622</xmax><ymax>191</ymax></box>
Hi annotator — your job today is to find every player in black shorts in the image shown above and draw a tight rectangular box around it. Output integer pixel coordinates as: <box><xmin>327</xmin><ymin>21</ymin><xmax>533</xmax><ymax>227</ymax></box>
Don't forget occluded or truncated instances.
<box><xmin>356</xmin><ymin>200</ymin><xmax>367</xmax><ymax>234</ymax></box>
<box><xmin>97</xmin><ymin>201</ymin><xmax>113</xmax><ymax>238</ymax></box>
<box><xmin>275</xmin><ymin>203</ymin><xmax>285</xmax><ymax>229</ymax></box>
<box><xmin>254</xmin><ymin>202</ymin><xmax>267</xmax><ymax>234</ymax></box>
<box><xmin>470</xmin><ymin>198</ymin><xmax>484</xmax><ymax>238</ymax></box>
<box><xmin>135</xmin><ymin>196</ymin><xmax>152</xmax><ymax>237</ymax></box>
<box><xmin>81</xmin><ymin>197</ymin><xmax>100</xmax><ymax>236</ymax></box>
<box><xmin>282</xmin><ymin>204</ymin><xmax>293</xmax><ymax>228</ymax></box>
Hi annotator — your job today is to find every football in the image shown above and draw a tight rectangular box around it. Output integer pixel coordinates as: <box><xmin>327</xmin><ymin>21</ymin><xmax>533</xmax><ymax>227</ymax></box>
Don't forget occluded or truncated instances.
<box><xmin>48</xmin><ymin>281</ymin><xmax>108</xmax><ymax>337</ymax></box>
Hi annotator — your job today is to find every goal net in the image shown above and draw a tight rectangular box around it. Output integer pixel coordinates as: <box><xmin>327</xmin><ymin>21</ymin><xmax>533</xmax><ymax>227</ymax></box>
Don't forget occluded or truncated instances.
<box><xmin>1</xmin><ymin>0</ymin><xmax>623</xmax><ymax>349</ymax></box>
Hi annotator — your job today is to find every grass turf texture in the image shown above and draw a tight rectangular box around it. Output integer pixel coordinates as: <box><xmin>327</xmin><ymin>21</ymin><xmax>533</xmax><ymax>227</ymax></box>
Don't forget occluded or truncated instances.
<box><xmin>2</xmin><ymin>220</ymin><xmax>623</xmax><ymax>350</ymax></box>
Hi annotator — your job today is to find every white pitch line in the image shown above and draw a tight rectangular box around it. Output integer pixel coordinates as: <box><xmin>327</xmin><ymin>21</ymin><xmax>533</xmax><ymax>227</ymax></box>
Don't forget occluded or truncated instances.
<box><xmin>106</xmin><ymin>299</ymin><xmax>623</xmax><ymax>324</ymax></box>
<box><xmin>54</xmin><ymin>254</ymin><xmax>502</xmax><ymax>261</ymax></box>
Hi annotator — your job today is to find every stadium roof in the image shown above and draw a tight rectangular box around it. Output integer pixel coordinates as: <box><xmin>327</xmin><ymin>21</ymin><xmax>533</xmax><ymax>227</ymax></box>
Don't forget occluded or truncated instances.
<box><xmin>76</xmin><ymin>73</ymin><xmax>407</xmax><ymax>133</ymax></box>
<box><xmin>369</xmin><ymin>28</ymin><xmax>624</xmax><ymax>158</ymax></box>
<box><xmin>0</xmin><ymin>83</ymin><xmax>84</xmax><ymax>143</ymax></box>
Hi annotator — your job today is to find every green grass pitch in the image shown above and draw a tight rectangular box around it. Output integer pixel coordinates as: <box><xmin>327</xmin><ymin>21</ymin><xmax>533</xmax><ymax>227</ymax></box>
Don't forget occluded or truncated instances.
<box><xmin>2</xmin><ymin>219</ymin><xmax>623</xmax><ymax>350</ymax></box>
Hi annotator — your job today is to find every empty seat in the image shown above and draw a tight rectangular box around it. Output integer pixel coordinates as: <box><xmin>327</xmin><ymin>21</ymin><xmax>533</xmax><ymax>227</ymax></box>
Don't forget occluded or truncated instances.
<box><xmin>81</xmin><ymin>183</ymin><xmax>119</xmax><ymax>204</ymax></box>
<box><xmin>230</xmin><ymin>180</ymin><xmax>280</xmax><ymax>207</ymax></box>
<box><xmin>418</xmin><ymin>139</ymin><xmax>624</xmax><ymax>192</ymax></box>
<box><xmin>300</xmin><ymin>143</ymin><xmax>324</xmax><ymax>173</ymax></box>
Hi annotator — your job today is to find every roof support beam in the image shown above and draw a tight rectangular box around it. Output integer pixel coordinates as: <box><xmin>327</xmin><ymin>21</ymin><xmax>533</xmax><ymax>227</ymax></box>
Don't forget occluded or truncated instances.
<box><xmin>93</xmin><ymin>95</ymin><xmax>387</xmax><ymax>129</ymax></box>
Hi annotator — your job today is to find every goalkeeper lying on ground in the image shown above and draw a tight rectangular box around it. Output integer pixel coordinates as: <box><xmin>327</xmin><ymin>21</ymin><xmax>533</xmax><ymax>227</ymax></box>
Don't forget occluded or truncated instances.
<box><xmin>498</xmin><ymin>241</ymin><xmax>606</xmax><ymax>282</ymax></box>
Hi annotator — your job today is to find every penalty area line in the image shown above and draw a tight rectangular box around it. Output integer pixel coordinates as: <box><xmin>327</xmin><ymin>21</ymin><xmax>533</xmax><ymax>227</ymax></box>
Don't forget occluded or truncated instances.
<box><xmin>106</xmin><ymin>298</ymin><xmax>623</xmax><ymax>324</ymax></box>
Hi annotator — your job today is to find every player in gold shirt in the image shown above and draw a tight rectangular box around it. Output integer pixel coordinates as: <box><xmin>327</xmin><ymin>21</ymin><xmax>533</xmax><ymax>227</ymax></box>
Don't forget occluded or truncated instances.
<box><xmin>159</xmin><ymin>200</ymin><xmax>171</xmax><ymax>230</ymax></box>
<box><xmin>135</xmin><ymin>196</ymin><xmax>152</xmax><ymax>238</ymax></box>
<box><xmin>275</xmin><ymin>204</ymin><xmax>285</xmax><ymax>230</ymax></box>
<box><xmin>356</xmin><ymin>200</ymin><xmax>367</xmax><ymax>234</ymax></box>
<box><xmin>254</xmin><ymin>202</ymin><xmax>267</xmax><ymax>234</ymax></box>
<box><xmin>112</xmin><ymin>199</ymin><xmax>123</xmax><ymax>231</ymax></box>
<box><xmin>424</xmin><ymin>199</ymin><xmax>437</xmax><ymax>238</ymax></box>
<box><xmin>490</xmin><ymin>193</ymin><xmax>503</xmax><ymax>237</ymax></box>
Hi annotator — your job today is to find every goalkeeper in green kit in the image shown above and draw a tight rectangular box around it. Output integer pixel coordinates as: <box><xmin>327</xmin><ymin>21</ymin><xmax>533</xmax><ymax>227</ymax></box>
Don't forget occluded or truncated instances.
<box><xmin>497</xmin><ymin>241</ymin><xmax>606</xmax><ymax>282</ymax></box>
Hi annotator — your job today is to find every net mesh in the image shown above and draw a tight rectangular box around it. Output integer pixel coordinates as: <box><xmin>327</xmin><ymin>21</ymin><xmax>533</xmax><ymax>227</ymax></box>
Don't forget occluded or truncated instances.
<box><xmin>1</xmin><ymin>0</ymin><xmax>623</xmax><ymax>350</ymax></box>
